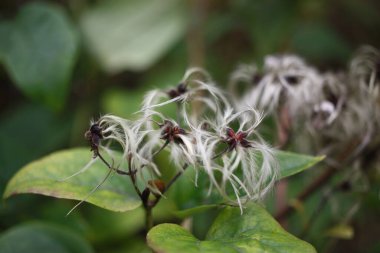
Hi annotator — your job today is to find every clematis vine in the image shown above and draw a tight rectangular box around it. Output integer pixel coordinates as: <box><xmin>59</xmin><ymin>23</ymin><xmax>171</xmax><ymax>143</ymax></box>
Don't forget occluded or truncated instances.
<box><xmin>64</xmin><ymin>66</ymin><xmax>281</xmax><ymax>218</ymax></box>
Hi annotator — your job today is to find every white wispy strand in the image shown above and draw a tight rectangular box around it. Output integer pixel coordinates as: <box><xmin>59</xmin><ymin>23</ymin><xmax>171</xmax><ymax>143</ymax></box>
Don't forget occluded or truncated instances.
<box><xmin>59</xmin><ymin>157</ymin><xmax>99</xmax><ymax>182</ymax></box>
<box><xmin>191</xmin><ymin>123</ymin><xmax>224</xmax><ymax>192</ymax></box>
<box><xmin>140</xmin><ymin>68</ymin><xmax>231</xmax><ymax>127</ymax></box>
<box><xmin>138</xmin><ymin>109</ymin><xmax>197</xmax><ymax>171</ymax></box>
<box><xmin>192</xmin><ymin>107</ymin><xmax>278</xmax><ymax>212</ymax></box>
<box><xmin>140</xmin><ymin>67</ymin><xmax>212</xmax><ymax>113</ymax></box>
<box><xmin>182</xmin><ymin>67</ymin><xmax>212</xmax><ymax>81</ymax></box>
<box><xmin>141</xmin><ymin>89</ymin><xmax>182</xmax><ymax>112</ymax></box>
<box><xmin>98</xmin><ymin>114</ymin><xmax>161</xmax><ymax>178</ymax></box>
<box><xmin>229</xmin><ymin>64</ymin><xmax>258</xmax><ymax>88</ymax></box>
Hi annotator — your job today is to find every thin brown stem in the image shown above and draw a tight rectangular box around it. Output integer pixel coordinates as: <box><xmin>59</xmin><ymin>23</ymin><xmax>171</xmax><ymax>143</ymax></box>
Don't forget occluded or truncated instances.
<box><xmin>274</xmin><ymin>106</ymin><xmax>291</xmax><ymax>226</ymax></box>
<box><xmin>165</xmin><ymin>164</ymin><xmax>189</xmax><ymax>192</ymax></box>
<box><xmin>127</xmin><ymin>153</ymin><xmax>142</xmax><ymax>198</ymax></box>
<box><xmin>137</xmin><ymin>139</ymin><xmax>170</xmax><ymax>172</ymax></box>
<box><xmin>151</xmin><ymin>139</ymin><xmax>170</xmax><ymax>159</ymax></box>
<box><xmin>97</xmin><ymin>151</ymin><xmax>132</xmax><ymax>175</ymax></box>
<box><xmin>276</xmin><ymin>105</ymin><xmax>292</xmax><ymax>149</ymax></box>
<box><xmin>275</xmin><ymin>138</ymin><xmax>361</xmax><ymax>222</ymax></box>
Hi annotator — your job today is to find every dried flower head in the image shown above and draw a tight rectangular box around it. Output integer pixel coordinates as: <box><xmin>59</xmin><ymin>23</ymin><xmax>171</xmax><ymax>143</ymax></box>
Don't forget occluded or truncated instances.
<box><xmin>192</xmin><ymin>107</ymin><xmax>278</xmax><ymax>211</ymax></box>
<box><xmin>311</xmin><ymin>73</ymin><xmax>348</xmax><ymax>130</ymax></box>
<box><xmin>305</xmin><ymin>72</ymin><xmax>376</xmax><ymax>156</ymax></box>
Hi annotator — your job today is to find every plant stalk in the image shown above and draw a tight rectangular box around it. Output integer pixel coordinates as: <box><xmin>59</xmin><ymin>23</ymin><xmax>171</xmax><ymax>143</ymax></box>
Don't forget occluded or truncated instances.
<box><xmin>145</xmin><ymin>206</ymin><xmax>154</xmax><ymax>231</ymax></box>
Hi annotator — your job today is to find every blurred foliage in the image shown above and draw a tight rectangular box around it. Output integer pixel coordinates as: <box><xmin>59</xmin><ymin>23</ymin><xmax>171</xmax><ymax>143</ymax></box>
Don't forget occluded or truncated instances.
<box><xmin>0</xmin><ymin>2</ymin><xmax>78</xmax><ymax>110</ymax></box>
<box><xmin>0</xmin><ymin>222</ymin><xmax>93</xmax><ymax>253</ymax></box>
<box><xmin>80</xmin><ymin>0</ymin><xmax>186</xmax><ymax>73</ymax></box>
<box><xmin>0</xmin><ymin>104</ymin><xmax>72</xmax><ymax>197</ymax></box>
<box><xmin>1</xmin><ymin>0</ymin><xmax>380</xmax><ymax>252</ymax></box>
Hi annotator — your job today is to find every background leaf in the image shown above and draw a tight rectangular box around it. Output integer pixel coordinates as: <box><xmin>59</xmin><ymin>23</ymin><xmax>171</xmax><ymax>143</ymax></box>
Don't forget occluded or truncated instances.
<box><xmin>0</xmin><ymin>104</ymin><xmax>72</xmax><ymax>199</ymax></box>
<box><xmin>291</xmin><ymin>22</ymin><xmax>351</xmax><ymax>64</ymax></box>
<box><xmin>148</xmin><ymin>203</ymin><xmax>316</xmax><ymax>253</ymax></box>
<box><xmin>0</xmin><ymin>222</ymin><xmax>93</xmax><ymax>253</ymax></box>
<box><xmin>172</xmin><ymin>204</ymin><xmax>219</xmax><ymax>219</ymax></box>
<box><xmin>3</xmin><ymin>148</ymin><xmax>141</xmax><ymax>212</ymax></box>
<box><xmin>325</xmin><ymin>223</ymin><xmax>354</xmax><ymax>240</ymax></box>
<box><xmin>276</xmin><ymin>151</ymin><xmax>324</xmax><ymax>179</ymax></box>
<box><xmin>0</xmin><ymin>2</ymin><xmax>79</xmax><ymax>110</ymax></box>
<box><xmin>80</xmin><ymin>0</ymin><xmax>186</xmax><ymax>73</ymax></box>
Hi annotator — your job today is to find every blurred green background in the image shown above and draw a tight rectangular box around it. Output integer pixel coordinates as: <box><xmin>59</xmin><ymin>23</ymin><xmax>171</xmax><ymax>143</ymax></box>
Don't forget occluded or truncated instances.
<box><xmin>0</xmin><ymin>0</ymin><xmax>379</xmax><ymax>252</ymax></box>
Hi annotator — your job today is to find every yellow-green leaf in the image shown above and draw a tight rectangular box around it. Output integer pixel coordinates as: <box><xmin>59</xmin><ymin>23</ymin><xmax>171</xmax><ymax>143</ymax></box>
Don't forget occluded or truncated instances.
<box><xmin>3</xmin><ymin>148</ymin><xmax>141</xmax><ymax>212</ymax></box>
<box><xmin>325</xmin><ymin>223</ymin><xmax>354</xmax><ymax>240</ymax></box>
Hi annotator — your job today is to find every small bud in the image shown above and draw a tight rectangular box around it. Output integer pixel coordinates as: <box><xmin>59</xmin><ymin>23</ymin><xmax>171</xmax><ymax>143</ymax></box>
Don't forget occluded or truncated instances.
<box><xmin>224</xmin><ymin>128</ymin><xmax>252</xmax><ymax>149</ymax></box>
<box><xmin>148</xmin><ymin>179</ymin><xmax>166</xmax><ymax>196</ymax></box>
<box><xmin>167</xmin><ymin>83</ymin><xmax>188</xmax><ymax>99</ymax></box>
<box><xmin>160</xmin><ymin>120</ymin><xmax>186</xmax><ymax>144</ymax></box>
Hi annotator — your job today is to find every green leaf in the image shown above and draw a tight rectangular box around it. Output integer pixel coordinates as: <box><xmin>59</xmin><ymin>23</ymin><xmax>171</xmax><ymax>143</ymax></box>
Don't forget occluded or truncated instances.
<box><xmin>148</xmin><ymin>203</ymin><xmax>316</xmax><ymax>253</ymax></box>
<box><xmin>173</xmin><ymin>204</ymin><xmax>219</xmax><ymax>219</ymax></box>
<box><xmin>0</xmin><ymin>222</ymin><xmax>93</xmax><ymax>253</ymax></box>
<box><xmin>276</xmin><ymin>151</ymin><xmax>324</xmax><ymax>179</ymax></box>
<box><xmin>167</xmin><ymin>167</ymin><xmax>223</xmax><ymax>218</ymax></box>
<box><xmin>0</xmin><ymin>104</ymin><xmax>71</xmax><ymax>197</ymax></box>
<box><xmin>80</xmin><ymin>0</ymin><xmax>186</xmax><ymax>73</ymax></box>
<box><xmin>3</xmin><ymin>148</ymin><xmax>141</xmax><ymax>212</ymax></box>
<box><xmin>101</xmin><ymin>88</ymin><xmax>145</xmax><ymax>119</ymax></box>
<box><xmin>0</xmin><ymin>2</ymin><xmax>78</xmax><ymax>110</ymax></box>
